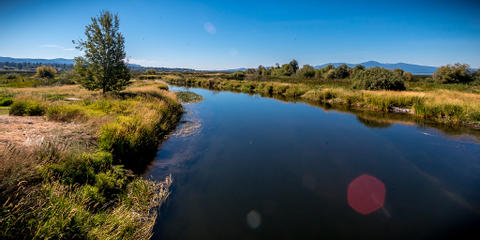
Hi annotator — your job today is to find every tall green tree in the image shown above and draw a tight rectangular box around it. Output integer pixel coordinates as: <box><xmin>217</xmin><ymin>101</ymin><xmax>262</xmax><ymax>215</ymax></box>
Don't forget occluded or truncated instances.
<box><xmin>73</xmin><ymin>11</ymin><xmax>131</xmax><ymax>94</ymax></box>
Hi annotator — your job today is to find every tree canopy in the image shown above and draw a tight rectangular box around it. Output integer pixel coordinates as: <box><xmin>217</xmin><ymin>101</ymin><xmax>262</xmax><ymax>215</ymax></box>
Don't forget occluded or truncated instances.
<box><xmin>73</xmin><ymin>11</ymin><xmax>131</xmax><ymax>93</ymax></box>
<box><xmin>433</xmin><ymin>63</ymin><xmax>473</xmax><ymax>84</ymax></box>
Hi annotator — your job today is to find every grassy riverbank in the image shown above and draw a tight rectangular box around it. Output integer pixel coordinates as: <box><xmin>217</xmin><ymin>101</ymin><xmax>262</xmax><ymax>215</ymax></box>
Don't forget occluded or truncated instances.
<box><xmin>165</xmin><ymin>77</ymin><xmax>480</xmax><ymax>128</ymax></box>
<box><xmin>0</xmin><ymin>81</ymin><xmax>182</xmax><ymax>239</ymax></box>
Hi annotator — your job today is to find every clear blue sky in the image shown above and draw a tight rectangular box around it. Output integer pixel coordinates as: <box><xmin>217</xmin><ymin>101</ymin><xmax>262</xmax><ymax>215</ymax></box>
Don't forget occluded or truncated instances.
<box><xmin>1</xmin><ymin>0</ymin><xmax>479</xmax><ymax>70</ymax></box>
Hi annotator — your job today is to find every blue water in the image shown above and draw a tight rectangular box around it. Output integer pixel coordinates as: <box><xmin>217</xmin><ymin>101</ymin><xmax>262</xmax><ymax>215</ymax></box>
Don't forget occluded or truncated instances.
<box><xmin>146</xmin><ymin>86</ymin><xmax>480</xmax><ymax>240</ymax></box>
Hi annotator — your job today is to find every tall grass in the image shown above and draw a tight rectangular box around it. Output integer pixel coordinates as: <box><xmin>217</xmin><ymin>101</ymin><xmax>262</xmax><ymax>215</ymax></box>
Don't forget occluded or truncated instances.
<box><xmin>0</xmin><ymin>82</ymin><xmax>182</xmax><ymax>239</ymax></box>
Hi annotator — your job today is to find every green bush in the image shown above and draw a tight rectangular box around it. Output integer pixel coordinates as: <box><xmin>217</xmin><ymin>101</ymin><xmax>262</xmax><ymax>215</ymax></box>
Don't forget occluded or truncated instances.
<box><xmin>297</xmin><ymin>65</ymin><xmax>316</xmax><ymax>78</ymax></box>
<box><xmin>326</xmin><ymin>69</ymin><xmax>336</xmax><ymax>80</ymax></box>
<box><xmin>433</xmin><ymin>63</ymin><xmax>473</xmax><ymax>84</ymax></box>
<box><xmin>36</xmin><ymin>65</ymin><xmax>57</xmax><ymax>79</ymax></box>
<box><xmin>403</xmin><ymin>72</ymin><xmax>414</xmax><ymax>81</ymax></box>
<box><xmin>0</xmin><ymin>97</ymin><xmax>13</xmax><ymax>106</ymax></box>
<box><xmin>353</xmin><ymin>67</ymin><xmax>406</xmax><ymax>90</ymax></box>
<box><xmin>230</xmin><ymin>71</ymin><xmax>245</xmax><ymax>80</ymax></box>
<box><xmin>57</xmin><ymin>70</ymin><xmax>76</xmax><ymax>85</ymax></box>
<box><xmin>334</xmin><ymin>64</ymin><xmax>350</xmax><ymax>79</ymax></box>
<box><xmin>46</xmin><ymin>104</ymin><xmax>86</xmax><ymax>122</ymax></box>
<box><xmin>9</xmin><ymin>100</ymin><xmax>45</xmax><ymax>116</ymax></box>
<box><xmin>145</xmin><ymin>69</ymin><xmax>157</xmax><ymax>75</ymax></box>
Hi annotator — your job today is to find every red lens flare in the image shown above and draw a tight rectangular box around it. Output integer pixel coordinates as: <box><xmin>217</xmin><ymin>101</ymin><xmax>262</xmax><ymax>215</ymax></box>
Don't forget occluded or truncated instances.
<box><xmin>347</xmin><ymin>174</ymin><xmax>386</xmax><ymax>215</ymax></box>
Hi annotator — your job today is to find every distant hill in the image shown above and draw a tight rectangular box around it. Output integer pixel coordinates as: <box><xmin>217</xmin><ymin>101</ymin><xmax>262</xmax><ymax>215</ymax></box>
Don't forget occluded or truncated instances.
<box><xmin>0</xmin><ymin>56</ymin><xmax>193</xmax><ymax>72</ymax></box>
<box><xmin>202</xmin><ymin>68</ymin><xmax>247</xmax><ymax>73</ymax></box>
<box><xmin>315</xmin><ymin>61</ymin><xmax>437</xmax><ymax>75</ymax></box>
<box><xmin>1</xmin><ymin>57</ymin><xmax>441</xmax><ymax>74</ymax></box>
<box><xmin>0</xmin><ymin>56</ymin><xmax>74</xmax><ymax>65</ymax></box>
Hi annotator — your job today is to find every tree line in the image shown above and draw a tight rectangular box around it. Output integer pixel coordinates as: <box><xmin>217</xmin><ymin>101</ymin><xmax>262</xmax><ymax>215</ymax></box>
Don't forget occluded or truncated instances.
<box><xmin>229</xmin><ymin>60</ymin><xmax>480</xmax><ymax>90</ymax></box>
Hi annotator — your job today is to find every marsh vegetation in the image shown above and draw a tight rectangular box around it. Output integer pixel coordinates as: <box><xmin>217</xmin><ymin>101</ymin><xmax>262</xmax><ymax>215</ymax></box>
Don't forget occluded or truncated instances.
<box><xmin>157</xmin><ymin>61</ymin><xmax>480</xmax><ymax>129</ymax></box>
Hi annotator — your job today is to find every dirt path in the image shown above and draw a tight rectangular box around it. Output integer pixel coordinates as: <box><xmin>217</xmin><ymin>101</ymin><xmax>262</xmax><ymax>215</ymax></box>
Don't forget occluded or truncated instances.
<box><xmin>0</xmin><ymin>115</ymin><xmax>95</xmax><ymax>148</ymax></box>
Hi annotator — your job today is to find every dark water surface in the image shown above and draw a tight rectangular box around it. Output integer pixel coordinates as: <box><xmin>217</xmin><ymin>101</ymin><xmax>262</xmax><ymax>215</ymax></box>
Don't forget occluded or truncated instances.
<box><xmin>146</xmin><ymin>86</ymin><xmax>480</xmax><ymax>240</ymax></box>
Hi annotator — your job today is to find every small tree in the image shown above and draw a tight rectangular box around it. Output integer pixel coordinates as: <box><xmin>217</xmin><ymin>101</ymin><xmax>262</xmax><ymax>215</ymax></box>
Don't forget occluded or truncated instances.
<box><xmin>393</xmin><ymin>68</ymin><xmax>404</xmax><ymax>77</ymax></box>
<box><xmin>334</xmin><ymin>64</ymin><xmax>350</xmax><ymax>79</ymax></box>
<box><xmin>323</xmin><ymin>64</ymin><xmax>335</xmax><ymax>72</ymax></box>
<box><xmin>326</xmin><ymin>69</ymin><xmax>336</xmax><ymax>80</ymax></box>
<box><xmin>351</xmin><ymin>65</ymin><xmax>365</xmax><ymax>78</ymax></box>
<box><xmin>433</xmin><ymin>63</ymin><xmax>473</xmax><ymax>84</ymax></box>
<box><xmin>354</xmin><ymin>67</ymin><xmax>406</xmax><ymax>90</ymax></box>
<box><xmin>403</xmin><ymin>72</ymin><xmax>413</xmax><ymax>81</ymax></box>
<box><xmin>73</xmin><ymin>11</ymin><xmax>131</xmax><ymax>94</ymax></box>
<box><xmin>257</xmin><ymin>65</ymin><xmax>266</xmax><ymax>76</ymax></box>
<box><xmin>297</xmin><ymin>64</ymin><xmax>315</xmax><ymax>78</ymax></box>
<box><xmin>36</xmin><ymin>65</ymin><xmax>57</xmax><ymax>79</ymax></box>
<box><xmin>289</xmin><ymin>59</ymin><xmax>299</xmax><ymax>73</ymax></box>
<box><xmin>474</xmin><ymin>70</ymin><xmax>480</xmax><ymax>84</ymax></box>
<box><xmin>280</xmin><ymin>64</ymin><xmax>295</xmax><ymax>76</ymax></box>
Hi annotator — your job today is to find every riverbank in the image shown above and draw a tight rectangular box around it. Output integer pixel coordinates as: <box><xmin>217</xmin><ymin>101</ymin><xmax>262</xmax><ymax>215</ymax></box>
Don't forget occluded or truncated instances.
<box><xmin>0</xmin><ymin>81</ymin><xmax>182</xmax><ymax>239</ymax></box>
<box><xmin>165</xmin><ymin>77</ymin><xmax>480</xmax><ymax>129</ymax></box>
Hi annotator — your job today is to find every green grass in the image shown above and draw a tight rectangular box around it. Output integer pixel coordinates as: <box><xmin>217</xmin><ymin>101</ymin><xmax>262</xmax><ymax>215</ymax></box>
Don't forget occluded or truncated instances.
<box><xmin>175</xmin><ymin>91</ymin><xmax>203</xmax><ymax>102</ymax></box>
<box><xmin>0</xmin><ymin>106</ymin><xmax>9</xmax><ymax>115</ymax></box>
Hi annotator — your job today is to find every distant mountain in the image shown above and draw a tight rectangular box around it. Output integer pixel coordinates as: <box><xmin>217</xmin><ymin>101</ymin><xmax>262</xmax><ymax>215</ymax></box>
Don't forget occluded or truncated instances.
<box><xmin>315</xmin><ymin>61</ymin><xmax>438</xmax><ymax>75</ymax></box>
<box><xmin>1</xmin><ymin>57</ymin><xmax>440</xmax><ymax>74</ymax></box>
<box><xmin>0</xmin><ymin>56</ymin><xmax>192</xmax><ymax>72</ymax></box>
<box><xmin>0</xmin><ymin>56</ymin><xmax>74</xmax><ymax>65</ymax></box>
<box><xmin>201</xmin><ymin>68</ymin><xmax>247</xmax><ymax>73</ymax></box>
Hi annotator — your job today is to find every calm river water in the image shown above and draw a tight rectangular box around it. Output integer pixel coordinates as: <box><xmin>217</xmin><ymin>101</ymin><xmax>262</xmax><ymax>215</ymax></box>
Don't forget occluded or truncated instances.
<box><xmin>145</xmin><ymin>86</ymin><xmax>480</xmax><ymax>240</ymax></box>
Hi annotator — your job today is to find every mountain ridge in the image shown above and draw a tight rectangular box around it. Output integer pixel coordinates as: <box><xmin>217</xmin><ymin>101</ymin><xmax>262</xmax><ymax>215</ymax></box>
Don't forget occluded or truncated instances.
<box><xmin>314</xmin><ymin>61</ymin><xmax>437</xmax><ymax>74</ymax></box>
<box><xmin>1</xmin><ymin>56</ymin><xmax>439</xmax><ymax>74</ymax></box>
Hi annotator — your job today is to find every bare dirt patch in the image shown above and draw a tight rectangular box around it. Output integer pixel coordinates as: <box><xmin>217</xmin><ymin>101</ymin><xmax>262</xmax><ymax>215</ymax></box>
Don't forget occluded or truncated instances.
<box><xmin>0</xmin><ymin>115</ymin><xmax>95</xmax><ymax>148</ymax></box>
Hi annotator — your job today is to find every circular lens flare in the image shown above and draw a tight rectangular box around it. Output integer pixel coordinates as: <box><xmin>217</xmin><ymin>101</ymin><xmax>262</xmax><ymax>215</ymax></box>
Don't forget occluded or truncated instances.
<box><xmin>347</xmin><ymin>174</ymin><xmax>386</xmax><ymax>215</ymax></box>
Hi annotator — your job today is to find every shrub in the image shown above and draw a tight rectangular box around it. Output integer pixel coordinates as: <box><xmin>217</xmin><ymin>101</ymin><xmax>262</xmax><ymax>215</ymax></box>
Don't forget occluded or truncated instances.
<box><xmin>297</xmin><ymin>65</ymin><xmax>316</xmax><ymax>78</ymax></box>
<box><xmin>433</xmin><ymin>63</ymin><xmax>473</xmax><ymax>84</ymax></box>
<box><xmin>393</xmin><ymin>68</ymin><xmax>404</xmax><ymax>77</ymax></box>
<box><xmin>230</xmin><ymin>71</ymin><xmax>245</xmax><ymax>80</ymax></box>
<box><xmin>351</xmin><ymin>65</ymin><xmax>365</xmax><ymax>78</ymax></box>
<box><xmin>57</xmin><ymin>70</ymin><xmax>76</xmax><ymax>85</ymax></box>
<box><xmin>326</xmin><ymin>69</ymin><xmax>336</xmax><ymax>80</ymax></box>
<box><xmin>334</xmin><ymin>64</ymin><xmax>350</xmax><ymax>79</ymax></box>
<box><xmin>403</xmin><ymin>72</ymin><xmax>414</xmax><ymax>81</ymax></box>
<box><xmin>46</xmin><ymin>104</ymin><xmax>87</xmax><ymax>122</ymax></box>
<box><xmin>353</xmin><ymin>67</ymin><xmax>406</xmax><ymax>90</ymax></box>
<box><xmin>145</xmin><ymin>69</ymin><xmax>156</xmax><ymax>75</ymax></box>
<box><xmin>0</xmin><ymin>97</ymin><xmax>13</xmax><ymax>106</ymax></box>
<box><xmin>5</xmin><ymin>74</ymin><xmax>18</xmax><ymax>80</ymax></box>
<box><xmin>9</xmin><ymin>100</ymin><xmax>45</xmax><ymax>116</ymax></box>
<box><xmin>36</xmin><ymin>65</ymin><xmax>57</xmax><ymax>79</ymax></box>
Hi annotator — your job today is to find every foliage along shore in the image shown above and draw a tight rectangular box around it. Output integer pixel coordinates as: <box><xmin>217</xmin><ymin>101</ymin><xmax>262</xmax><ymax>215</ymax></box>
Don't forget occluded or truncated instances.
<box><xmin>165</xmin><ymin>77</ymin><xmax>480</xmax><ymax>129</ymax></box>
<box><xmin>0</xmin><ymin>81</ymin><xmax>183</xmax><ymax>239</ymax></box>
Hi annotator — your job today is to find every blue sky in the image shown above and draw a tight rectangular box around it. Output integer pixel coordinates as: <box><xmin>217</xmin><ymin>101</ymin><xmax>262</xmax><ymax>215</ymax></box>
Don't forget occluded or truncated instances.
<box><xmin>0</xmin><ymin>0</ymin><xmax>479</xmax><ymax>69</ymax></box>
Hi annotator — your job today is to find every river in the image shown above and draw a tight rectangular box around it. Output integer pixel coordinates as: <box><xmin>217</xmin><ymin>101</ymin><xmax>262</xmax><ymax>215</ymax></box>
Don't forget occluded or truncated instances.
<box><xmin>145</xmin><ymin>86</ymin><xmax>480</xmax><ymax>239</ymax></box>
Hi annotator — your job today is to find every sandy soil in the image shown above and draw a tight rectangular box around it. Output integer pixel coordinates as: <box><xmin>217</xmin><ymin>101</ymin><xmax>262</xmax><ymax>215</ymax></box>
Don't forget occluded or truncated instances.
<box><xmin>0</xmin><ymin>115</ymin><xmax>95</xmax><ymax>148</ymax></box>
